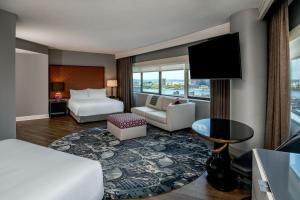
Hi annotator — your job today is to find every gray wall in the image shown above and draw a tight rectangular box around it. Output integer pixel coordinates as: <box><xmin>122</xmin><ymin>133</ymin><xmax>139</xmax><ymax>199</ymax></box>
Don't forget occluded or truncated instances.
<box><xmin>49</xmin><ymin>49</ymin><xmax>116</xmax><ymax>81</ymax></box>
<box><xmin>134</xmin><ymin>41</ymin><xmax>205</xmax><ymax>63</ymax></box>
<box><xmin>230</xmin><ymin>9</ymin><xmax>267</xmax><ymax>155</ymax></box>
<box><xmin>16</xmin><ymin>53</ymin><xmax>49</xmax><ymax>117</ymax></box>
<box><xmin>16</xmin><ymin>38</ymin><xmax>48</xmax><ymax>55</ymax></box>
<box><xmin>133</xmin><ymin>93</ymin><xmax>210</xmax><ymax>120</ymax></box>
<box><xmin>0</xmin><ymin>9</ymin><xmax>16</xmax><ymax>140</ymax></box>
<box><xmin>192</xmin><ymin>99</ymin><xmax>210</xmax><ymax>120</ymax></box>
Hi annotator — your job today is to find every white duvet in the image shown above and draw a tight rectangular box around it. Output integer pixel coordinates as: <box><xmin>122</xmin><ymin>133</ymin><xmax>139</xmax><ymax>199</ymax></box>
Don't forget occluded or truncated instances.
<box><xmin>68</xmin><ymin>97</ymin><xmax>124</xmax><ymax>117</ymax></box>
<box><xmin>0</xmin><ymin>139</ymin><xmax>104</xmax><ymax>200</ymax></box>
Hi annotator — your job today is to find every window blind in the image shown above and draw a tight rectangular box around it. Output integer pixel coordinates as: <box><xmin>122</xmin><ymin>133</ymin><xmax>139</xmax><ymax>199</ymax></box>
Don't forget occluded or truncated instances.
<box><xmin>133</xmin><ymin>56</ymin><xmax>189</xmax><ymax>73</ymax></box>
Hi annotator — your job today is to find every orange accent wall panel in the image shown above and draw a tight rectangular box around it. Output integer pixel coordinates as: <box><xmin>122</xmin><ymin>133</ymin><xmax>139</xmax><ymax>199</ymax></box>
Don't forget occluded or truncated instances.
<box><xmin>49</xmin><ymin>65</ymin><xmax>105</xmax><ymax>99</ymax></box>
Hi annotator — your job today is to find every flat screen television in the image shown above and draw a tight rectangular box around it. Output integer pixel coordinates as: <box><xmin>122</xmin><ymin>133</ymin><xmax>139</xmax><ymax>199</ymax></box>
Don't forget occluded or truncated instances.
<box><xmin>188</xmin><ymin>33</ymin><xmax>241</xmax><ymax>79</ymax></box>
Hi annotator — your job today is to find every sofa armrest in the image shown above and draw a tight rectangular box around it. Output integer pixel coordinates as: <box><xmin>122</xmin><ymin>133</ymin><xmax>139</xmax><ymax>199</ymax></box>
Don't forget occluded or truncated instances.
<box><xmin>166</xmin><ymin>102</ymin><xmax>196</xmax><ymax>131</ymax></box>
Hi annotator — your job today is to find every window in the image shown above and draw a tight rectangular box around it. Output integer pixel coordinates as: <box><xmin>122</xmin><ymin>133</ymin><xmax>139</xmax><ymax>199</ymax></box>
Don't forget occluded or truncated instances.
<box><xmin>133</xmin><ymin>73</ymin><xmax>141</xmax><ymax>92</ymax></box>
<box><xmin>290</xmin><ymin>58</ymin><xmax>300</xmax><ymax>135</ymax></box>
<box><xmin>161</xmin><ymin>70</ymin><xmax>184</xmax><ymax>96</ymax></box>
<box><xmin>188</xmin><ymin>71</ymin><xmax>210</xmax><ymax>98</ymax></box>
<box><xmin>290</xmin><ymin>29</ymin><xmax>300</xmax><ymax>135</ymax></box>
<box><xmin>132</xmin><ymin>56</ymin><xmax>211</xmax><ymax>99</ymax></box>
<box><xmin>142</xmin><ymin>72</ymin><xmax>159</xmax><ymax>93</ymax></box>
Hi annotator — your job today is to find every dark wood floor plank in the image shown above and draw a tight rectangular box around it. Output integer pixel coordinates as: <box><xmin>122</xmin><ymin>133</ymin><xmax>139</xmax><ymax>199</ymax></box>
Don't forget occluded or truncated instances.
<box><xmin>16</xmin><ymin>116</ymin><xmax>249</xmax><ymax>200</ymax></box>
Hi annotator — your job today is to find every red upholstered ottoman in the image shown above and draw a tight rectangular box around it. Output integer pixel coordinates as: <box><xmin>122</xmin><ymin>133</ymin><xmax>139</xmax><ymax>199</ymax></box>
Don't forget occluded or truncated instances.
<box><xmin>107</xmin><ymin>113</ymin><xmax>147</xmax><ymax>140</ymax></box>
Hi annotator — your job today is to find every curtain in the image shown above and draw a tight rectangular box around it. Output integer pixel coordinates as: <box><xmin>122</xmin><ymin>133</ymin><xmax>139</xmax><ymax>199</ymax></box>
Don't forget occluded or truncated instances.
<box><xmin>265</xmin><ymin>0</ymin><xmax>290</xmax><ymax>149</ymax></box>
<box><xmin>210</xmin><ymin>80</ymin><xmax>230</xmax><ymax>119</ymax></box>
<box><xmin>117</xmin><ymin>57</ymin><xmax>133</xmax><ymax>112</ymax></box>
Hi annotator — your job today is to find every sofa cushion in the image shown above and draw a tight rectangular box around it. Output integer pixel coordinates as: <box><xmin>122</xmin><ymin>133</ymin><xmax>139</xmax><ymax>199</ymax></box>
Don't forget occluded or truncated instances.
<box><xmin>145</xmin><ymin>95</ymin><xmax>153</xmax><ymax>105</ymax></box>
<box><xmin>146</xmin><ymin>95</ymin><xmax>163</xmax><ymax>110</ymax></box>
<box><xmin>160</xmin><ymin>96</ymin><xmax>188</xmax><ymax>111</ymax></box>
<box><xmin>145</xmin><ymin>111</ymin><xmax>167</xmax><ymax>124</ymax></box>
<box><xmin>161</xmin><ymin>97</ymin><xmax>176</xmax><ymax>111</ymax></box>
<box><xmin>131</xmin><ymin>106</ymin><xmax>158</xmax><ymax>117</ymax></box>
<box><xmin>149</xmin><ymin>95</ymin><xmax>159</xmax><ymax>106</ymax></box>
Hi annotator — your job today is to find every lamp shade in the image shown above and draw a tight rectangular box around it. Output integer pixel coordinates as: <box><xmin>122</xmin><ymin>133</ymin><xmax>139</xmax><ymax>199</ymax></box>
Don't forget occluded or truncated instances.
<box><xmin>51</xmin><ymin>82</ymin><xmax>65</xmax><ymax>92</ymax></box>
<box><xmin>107</xmin><ymin>80</ymin><xmax>118</xmax><ymax>87</ymax></box>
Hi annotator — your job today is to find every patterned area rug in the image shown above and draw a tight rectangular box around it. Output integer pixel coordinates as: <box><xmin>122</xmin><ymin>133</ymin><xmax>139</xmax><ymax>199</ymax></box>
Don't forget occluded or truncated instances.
<box><xmin>49</xmin><ymin>125</ymin><xmax>210</xmax><ymax>199</ymax></box>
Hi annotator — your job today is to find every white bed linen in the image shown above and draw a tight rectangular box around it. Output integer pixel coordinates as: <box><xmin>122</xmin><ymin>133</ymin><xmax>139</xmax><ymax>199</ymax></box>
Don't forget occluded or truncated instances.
<box><xmin>87</xmin><ymin>88</ymin><xmax>106</xmax><ymax>98</ymax></box>
<box><xmin>70</xmin><ymin>89</ymin><xmax>89</xmax><ymax>100</ymax></box>
<box><xmin>0</xmin><ymin>139</ymin><xmax>104</xmax><ymax>200</ymax></box>
<box><xmin>68</xmin><ymin>97</ymin><xmax>124</xmax><ymax>116</ymax></box>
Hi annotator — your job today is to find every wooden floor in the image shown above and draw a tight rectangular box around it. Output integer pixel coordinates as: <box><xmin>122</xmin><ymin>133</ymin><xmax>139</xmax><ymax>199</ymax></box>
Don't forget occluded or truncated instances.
<box><xmin>16</xmin><ymin>116</ymin><xmax>249</xmax><ymax>200</ymax></box>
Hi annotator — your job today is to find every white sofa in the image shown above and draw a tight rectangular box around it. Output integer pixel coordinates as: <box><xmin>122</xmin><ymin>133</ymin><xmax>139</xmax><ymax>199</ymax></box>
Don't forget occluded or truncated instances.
<box><xmin>131</xmin><ymin>95</ymin><xmax>195</xmax><ymax>132</ymax></box>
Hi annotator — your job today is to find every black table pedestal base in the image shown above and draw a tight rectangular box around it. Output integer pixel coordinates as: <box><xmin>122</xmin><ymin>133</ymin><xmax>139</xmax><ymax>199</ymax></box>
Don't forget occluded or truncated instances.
<box><xmin>206</xmin><ymin>173</ymin><xmax>236</xmax><ymax>192</ymax></box>
<box><xmin>206</xmin><ymin>147</ymin><xmax>237</xmax><ymax>192</ymax></box>
<box><xmin>192</xmin><ymin>118</ymin><xmax>254</xmax><ymax>192</ymax></box>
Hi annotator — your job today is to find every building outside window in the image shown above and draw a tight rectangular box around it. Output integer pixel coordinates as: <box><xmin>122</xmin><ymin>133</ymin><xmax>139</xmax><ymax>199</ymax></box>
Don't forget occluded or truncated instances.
<box><xmin>161</xmin><ymin>70</ymin><xmax>185</xmax><ymax>96</ymax></box>
<box><xmin>132</xmin><ymin>56</ymin><xmax>211</xmax><ymax>99</ymax></box>
<box><xmin>289</xmin><ymin>29</ymin><xmax>300</xmax><ymax>135</ymax></box>
<box><xmin>133</xmin><ymin>73</ymin><xmax>141</xmax><ymax>92</ymax></box>
<box><xmin>142</xmin><ymin>72</ymin><xmax>159</xmax><ymax>93</ymax></box>
<box><xmin>188</xmin><ymin>71</ymin><xmax>210</xmax><ymax>98</ymax></box>
<box><xmin>290</xmin><ymin>56</ymin><xmax>300</xmax><ymax>135</ymax></box>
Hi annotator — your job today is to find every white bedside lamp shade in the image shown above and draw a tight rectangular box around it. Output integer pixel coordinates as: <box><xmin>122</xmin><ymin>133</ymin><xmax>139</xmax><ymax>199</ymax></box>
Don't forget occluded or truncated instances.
<box><xmin>107</xmin><ymin>80</ymin><xmax>118</xmax><ymax>97</ymax></box>
<box><xmin>107</xmin><ymin>80</ymin><xmax>118</xmax><ymax>87</ymax></box>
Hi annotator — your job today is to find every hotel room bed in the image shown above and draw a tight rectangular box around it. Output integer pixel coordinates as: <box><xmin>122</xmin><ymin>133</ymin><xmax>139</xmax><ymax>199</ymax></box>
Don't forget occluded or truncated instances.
<box><xmin>0</xmin><ymin>139</ymin><xmax>104</xmax><ymax>200</ymax></box>
<box><xmin>68</xmin><ymin>89</ymin><xmax>124</xmax><ymax>123</ymax></box>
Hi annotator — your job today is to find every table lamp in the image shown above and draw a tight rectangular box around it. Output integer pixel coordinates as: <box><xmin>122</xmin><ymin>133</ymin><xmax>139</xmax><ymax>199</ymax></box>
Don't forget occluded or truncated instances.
<box><xmin>107</xmin><ymin>80</ymin><xmax>118</xmax><ymax>97</ymax></box>
<box><xmin>51</xmin><ymin>82</ymin><xmax>65</xmax><ymax>100</ymax></box>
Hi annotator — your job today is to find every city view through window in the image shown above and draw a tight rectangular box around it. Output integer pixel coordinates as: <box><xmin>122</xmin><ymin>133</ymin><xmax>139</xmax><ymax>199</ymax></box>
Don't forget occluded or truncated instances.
<box><xmin>291</xmin><ymin>58</ymin><xmax>300</xmax><ymax>121</ymax></box>
<box><xmin>133</xmin><ymin>68</ymin><xmax>210</xmax><ymax>98</ymax></box>
<box><xmin>188</xmin><ymin>72</ymin><xmax>210</xmax><ymax>98</ymax></box>
<box><xmin>161</xmin><ymin>70</ymin><xmax>184</xmax><ymax>96</ymax></box>
<box><xmin>133</xmin><ymin>73</ymin><xmax>141</xmax><ymax>93</ymax></box>
<box><xmin>290</xmin><ymin>34</ymin><xmax>300</xmax><ymax>135</ymax></box>
<box><xmin>142</xmin><ymin>72</ymin><xmax>159</xmax><ymax>93</ymax></box>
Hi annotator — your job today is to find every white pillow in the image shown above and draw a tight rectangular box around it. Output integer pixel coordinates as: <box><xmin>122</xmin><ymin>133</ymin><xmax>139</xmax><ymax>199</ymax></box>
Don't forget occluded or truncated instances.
<box><xmin>70</xmin><ymin>89</ymin><xmax>89</xmax><ymax>100</ymax></box>
<box><xmin>87</xmin><ymin>88</ymin><xmax>106</xmax><ymax>98</ymax></box>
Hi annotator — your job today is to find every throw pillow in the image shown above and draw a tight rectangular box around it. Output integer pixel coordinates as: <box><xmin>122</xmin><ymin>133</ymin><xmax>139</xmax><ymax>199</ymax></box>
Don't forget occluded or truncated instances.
<box><xmin>150</xmin><ymin>95</ymin><xmax>159</xmax><ymax>106</ymax></box>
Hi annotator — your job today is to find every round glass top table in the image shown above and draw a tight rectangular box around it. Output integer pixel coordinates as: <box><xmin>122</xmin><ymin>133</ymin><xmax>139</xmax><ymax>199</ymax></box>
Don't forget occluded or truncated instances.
<box><xmin>192</xmin><ymin>118</ymin><xmax>254</xmax><ymax>192</ymax></box>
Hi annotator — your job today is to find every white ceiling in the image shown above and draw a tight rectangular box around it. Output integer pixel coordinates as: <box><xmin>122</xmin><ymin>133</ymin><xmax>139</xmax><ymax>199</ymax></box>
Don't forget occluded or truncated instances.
<box><xmin>0</xmin><ymin>0</ymin><xmax>259</xmax><ymax>55</ymax></box>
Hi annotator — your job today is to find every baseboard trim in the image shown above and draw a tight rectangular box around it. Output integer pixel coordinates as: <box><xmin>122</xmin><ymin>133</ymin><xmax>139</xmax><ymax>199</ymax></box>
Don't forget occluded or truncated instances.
<box><xmin>16</xmin><ymin>114</ymin><xmax>49</xmax><ymax>122</ymax></box>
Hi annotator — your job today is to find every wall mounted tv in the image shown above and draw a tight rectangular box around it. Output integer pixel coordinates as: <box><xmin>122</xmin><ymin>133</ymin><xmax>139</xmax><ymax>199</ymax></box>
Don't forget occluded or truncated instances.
<box><xmin>188</xmin><ymin>32</ymin><xmax>242</xmax><ymax>79</ymax></box>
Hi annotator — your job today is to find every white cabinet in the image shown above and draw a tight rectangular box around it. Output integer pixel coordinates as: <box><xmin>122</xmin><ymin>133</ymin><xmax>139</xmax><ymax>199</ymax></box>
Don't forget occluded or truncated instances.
<box><xmin>252</xmin><ymin>149</ymin><xmax>274</xmax><ymax>200</ymax></box>
<box><xmin>252</xmin><ymin>149</ymin><xmax>300</xmax><ymax>200</ymax></box>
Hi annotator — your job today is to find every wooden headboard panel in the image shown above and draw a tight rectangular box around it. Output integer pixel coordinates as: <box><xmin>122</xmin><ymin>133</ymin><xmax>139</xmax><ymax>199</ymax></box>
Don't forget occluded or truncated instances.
<box><xmin>49</xmin><ymin>65</ymin><xmax>105</xmax><ymax>99</ymax></box>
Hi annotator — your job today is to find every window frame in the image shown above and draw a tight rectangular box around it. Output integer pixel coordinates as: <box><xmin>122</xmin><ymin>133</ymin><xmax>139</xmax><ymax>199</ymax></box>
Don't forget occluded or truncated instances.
<box><xmin>290</xmin><ymin>57</ymin><xmax>300</xmax><ymax>130</ymax></box>
<box><xmin>132</xmin><ymin>72</ymin><xmax>142</xmax><ymax>93</ymax></box>
<box><xmin>141</xmin><ymin>71</ymin><xmax>160</xmax><ymax>94</ymax></box>
<box><xmin>289</xmin><ymin>25</ymin><xmax>300</xmax><ymax>135</ymax></box>
<box><xmin>187</xmin><ymin>70</ymin><xmax>211</xmax><ymax>100</ymax></box>
<box><xmin>160</xmin><ymin>69</ymin><xmax>185</xmax><ymax>97</ymax></box>
<box><xmin>132</xmin><ymin>61</ymin><xmax>211</xmax><ymax>100</ymax></box>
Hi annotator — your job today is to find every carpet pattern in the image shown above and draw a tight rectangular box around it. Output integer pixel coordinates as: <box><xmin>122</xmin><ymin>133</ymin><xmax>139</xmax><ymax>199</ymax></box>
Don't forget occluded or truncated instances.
<box><xmin>49</xmin><ymin>125</ymin><xmax>210</xmax><ymax>199</ymax></box>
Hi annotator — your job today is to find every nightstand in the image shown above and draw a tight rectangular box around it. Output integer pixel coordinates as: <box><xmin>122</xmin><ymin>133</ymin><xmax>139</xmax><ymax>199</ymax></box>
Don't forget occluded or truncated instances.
<box><xmin>49</xmin><ymin>99</ymin><xmax>68</xmax><ymax>117</ymax></box>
